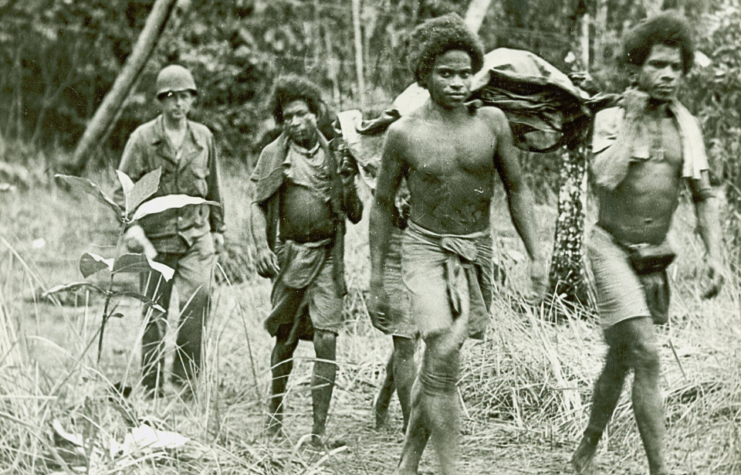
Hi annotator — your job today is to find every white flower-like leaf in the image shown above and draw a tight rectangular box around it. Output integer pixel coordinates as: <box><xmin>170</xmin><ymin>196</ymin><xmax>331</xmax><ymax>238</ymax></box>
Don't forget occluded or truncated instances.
<box><xmin>131</xmin><ymin>194</ymin><xmax>219</xmax><ymax>222</ymax></box>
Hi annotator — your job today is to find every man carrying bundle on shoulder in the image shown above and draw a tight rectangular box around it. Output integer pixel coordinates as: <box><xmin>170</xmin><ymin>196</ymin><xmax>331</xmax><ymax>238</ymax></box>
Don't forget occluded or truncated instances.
<box><xmin>369</xmin><ymin>14</ymin><xmax>547</xmax><ymax>475</ymax></box>
<box><xmin>250</xmin><ymin>75</ymin><xmax>363</xmax><ymax>448</ymax></box>
<box><xmin>572</xmin><ymin>12</ymin><xmax>724</xmax><ymax>475</ymax></box>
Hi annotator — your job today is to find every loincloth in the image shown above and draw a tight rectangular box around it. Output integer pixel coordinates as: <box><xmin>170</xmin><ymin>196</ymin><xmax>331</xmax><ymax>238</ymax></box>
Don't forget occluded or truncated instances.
<box><xmin>401</xmin><ymin>221</ymin><xmax>493</xmax><ymax>341</ymax></box>
<box><xmin>587</xmin><ymin>225</ymin><xmax>671</xmax><ymax>329</ymax></box>
<box><xmin>265</xmin><ymin>238</ymin><xmax>343</xmax><ymax>343</ymax></box>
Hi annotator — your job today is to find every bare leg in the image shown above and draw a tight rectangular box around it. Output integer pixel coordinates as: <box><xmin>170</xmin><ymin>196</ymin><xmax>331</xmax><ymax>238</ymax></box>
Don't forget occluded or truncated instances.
<box><xmin>268</xmin><ymin>327</ymin><xmax>299</xmax><ymax>436</ymax></box>
<box><xmin>375</xmin><ymin>353</ymin><xmax>396</xmax><ymax>429</ymax></box>
<box><xmin>572</xmin><ymin>342</ymin><xmax>628</xmax><ymax>474</ymax></box>
<box><xmin>625</xmin><ymin>320</ymin><xmax>668</xmax><ymax>475</ymax></box>
<box><xmin>392</xmin><ymin>336</ymin><xmax>416</xmax><ymax>431</ymax></box>
<box><xmin>573</xmin><ymin>317</ymin><xmax>668</xmax><ymax>475</ymax></box>
<box><xmin>395</xmin><ymin>375</ymin><xmax>430</xmax><ymax>475</ymax></box>
<box><xmin>396</xmin><ymin>330</ymin><xmax>464</xmax><ymax>475</ymax></box>
<box><xmin>376</xmin><ymin>336</ymin><xmax>416</xmax><ymax>430</ymax></box>
<box><xmin>311</xmin><ymin>329</ymin><xmax>338</xmax><ymax>446</ymax></box>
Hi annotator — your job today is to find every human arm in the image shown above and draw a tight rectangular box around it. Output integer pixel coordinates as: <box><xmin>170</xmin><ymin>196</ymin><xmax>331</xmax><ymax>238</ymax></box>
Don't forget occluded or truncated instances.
<box><xmin>590</xmin><ymin>89</ymin><xmax>648</xmax><ymax>190</ymax></box>
<box><xmin>250</xmin><ymin>201</ymin><xmax>279</xmax><ymax>278</ymax></box>
<box><xmin>339</xmin><ymin>151</ymin><xmax>364</xmax><ymax>224</ymax></box>
<box><xmin>690</xmin><ymin>171</ymin><xmax>724</xmax><ymax>299</ymax></box>
<box><xmin>368</xmin><ymin>124</ymin><xmax>406</xmax><ymax>332</ymax></box>
<box><xmin>489</xmin><ymin>108</ymin><xmax>547</xmax><ymax>300</ymax></box>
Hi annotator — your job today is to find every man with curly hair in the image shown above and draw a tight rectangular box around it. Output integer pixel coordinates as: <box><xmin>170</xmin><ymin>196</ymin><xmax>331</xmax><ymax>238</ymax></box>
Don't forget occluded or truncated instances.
<box><xmin>250</xmin><ymin>75</ymin><xmax>363</xmax><ymax>447</ymax></box>
<box><xmin>369</xmin><ymin>14</ymin><xmax>547</xmax><ymax>474</ymax></box>
<box><xmin>573</xmin><ymin>12</ymin><xmax>724</xmax><ymax>475</ymax></box>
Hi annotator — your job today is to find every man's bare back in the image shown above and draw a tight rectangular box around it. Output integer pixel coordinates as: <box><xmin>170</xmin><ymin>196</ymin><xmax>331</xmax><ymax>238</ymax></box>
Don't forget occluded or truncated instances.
<box><xmin>388</xmin><ymin>105</ymin><xmax>511</xmax><ymax>235</ymax></box>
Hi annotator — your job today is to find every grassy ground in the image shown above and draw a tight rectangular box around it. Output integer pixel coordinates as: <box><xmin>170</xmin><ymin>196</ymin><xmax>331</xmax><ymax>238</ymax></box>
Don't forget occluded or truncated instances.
<box><xmin>0</xmin><ymin>161</ymin><xmax>739</xmax><ymax>474</ymax></box>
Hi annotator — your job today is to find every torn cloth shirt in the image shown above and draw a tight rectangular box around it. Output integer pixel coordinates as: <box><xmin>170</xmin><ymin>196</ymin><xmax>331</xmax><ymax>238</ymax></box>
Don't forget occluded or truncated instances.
<box><xmin>283</xmin><ymin>141</ymin><xmax>332</xmax><ymax>203</ymax></box>
<box><xmin>590</xmin><ymin>101</ymin><xmax>709</xmax><ymax>191</ymax></box>
<box><xmin>250</xmin><ymin>132</ymin><xmax>363</xmax><ymax>296</ymax></box>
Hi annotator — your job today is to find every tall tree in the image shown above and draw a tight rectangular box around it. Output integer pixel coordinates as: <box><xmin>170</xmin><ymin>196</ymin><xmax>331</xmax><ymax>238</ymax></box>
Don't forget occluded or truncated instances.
<box><xmin>68</xmin><ymin>0</ymin><xmax>177</xmax><ymax>174</ymax></box>
<box><xmin>547</xmin><ymin>0</ymin><xmax>592</xmax><ymax>306</ymax></box>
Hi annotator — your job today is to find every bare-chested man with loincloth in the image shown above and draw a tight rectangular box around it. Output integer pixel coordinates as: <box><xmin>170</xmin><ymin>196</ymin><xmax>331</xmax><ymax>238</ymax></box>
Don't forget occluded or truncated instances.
<box><xmin>251</xmin><ymin>75</ymin><xmax>363</xmax><ymax>447</ymax></box>
<box><xmin>572</xmin><ymin>12</ymin><xmax>724</xmax><ymax>475</ymax></box>
<box><xmin>369</xmin><ymin>14</ymin><xmax>547</xmax><ymax>474</ymax></box>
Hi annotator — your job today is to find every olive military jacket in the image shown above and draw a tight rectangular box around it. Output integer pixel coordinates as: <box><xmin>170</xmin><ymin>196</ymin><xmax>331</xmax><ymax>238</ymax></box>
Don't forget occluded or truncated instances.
<box><xmin>117</xmin><ymin>115</ymin><xmax>226</xmax><ymax>254</ymax></box>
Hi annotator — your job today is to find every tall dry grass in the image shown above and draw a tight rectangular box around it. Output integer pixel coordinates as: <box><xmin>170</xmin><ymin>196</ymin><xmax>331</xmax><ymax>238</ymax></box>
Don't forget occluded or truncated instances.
<box><xmin>0</xmin><ymin>163</ymin><xmax>738</xmax><ymax>474</ymax></box>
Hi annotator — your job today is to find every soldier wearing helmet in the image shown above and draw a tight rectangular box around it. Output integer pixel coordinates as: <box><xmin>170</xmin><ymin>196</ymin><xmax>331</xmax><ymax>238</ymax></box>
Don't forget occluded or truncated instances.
<box><xmin>115</xmin><ymin>64</ymin><xmax>226</xmax><ymax>399</ymax></box>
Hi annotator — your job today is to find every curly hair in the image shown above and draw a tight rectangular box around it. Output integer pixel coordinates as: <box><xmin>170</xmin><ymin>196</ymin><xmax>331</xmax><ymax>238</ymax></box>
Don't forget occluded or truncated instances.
<box><xmin>405</xmin><ymin>13</ymin><xmax>485</xmax><ymax>88</ymax></box>
<box><xmin>622</xmin><ymin>11</ymin><xmax>694</xmax><ymax>74</ymax></box>
<box><xmin>271</xmin><ymin>74</ymin><xmax>324</xmax><ymax>124</ymax></box>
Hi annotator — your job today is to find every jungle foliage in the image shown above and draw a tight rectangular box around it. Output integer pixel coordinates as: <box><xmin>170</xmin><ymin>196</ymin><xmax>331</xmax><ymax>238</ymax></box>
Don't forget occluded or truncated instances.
<box><xmin>0</xmin><ymin>0</ymin><xmax>738</xmax><ymax>195</ymax></box>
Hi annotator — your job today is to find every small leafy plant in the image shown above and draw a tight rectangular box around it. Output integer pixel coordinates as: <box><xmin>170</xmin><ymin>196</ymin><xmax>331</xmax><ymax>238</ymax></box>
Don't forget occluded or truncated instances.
<box><xmin>47</xmin><ymin>168</ymin><xmax>216</xmax><ymax>362</ymax></box>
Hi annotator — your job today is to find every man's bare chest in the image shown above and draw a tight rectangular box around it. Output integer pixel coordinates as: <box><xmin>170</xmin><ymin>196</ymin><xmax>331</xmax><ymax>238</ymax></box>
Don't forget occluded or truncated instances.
<box><xmin>405</xmin><ymin>124</ymin><xmax>497</xmax><ymax>177</ymax></box>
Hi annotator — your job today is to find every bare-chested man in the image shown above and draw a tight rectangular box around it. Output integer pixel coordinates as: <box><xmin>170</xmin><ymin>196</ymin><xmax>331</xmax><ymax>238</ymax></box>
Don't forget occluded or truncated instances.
<box><xmin>369</xmin><ymin>14</ymin><xmax>547</xmax><ymax>474</ymax></box>
<box><xmin>250</xmin><ymin>75</ymin><xmax>363</xmax><ymax>447</ymax></box>
<box><xmin>572</xmin><ymin>13</ymin><xmax>724</xmax><ymax>475</ymax></box>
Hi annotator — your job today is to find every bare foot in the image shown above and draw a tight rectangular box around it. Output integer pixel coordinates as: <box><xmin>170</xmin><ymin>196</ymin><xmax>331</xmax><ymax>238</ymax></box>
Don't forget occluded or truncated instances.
<box><xmin>306</xmin><ymin>434</ymin><xmax>347</xmax><ymax>451</ymax></box>
<box><xmin>571</xmin><ymin>438</ymin><xmax>598</xmax><ymax>475</ymax></box>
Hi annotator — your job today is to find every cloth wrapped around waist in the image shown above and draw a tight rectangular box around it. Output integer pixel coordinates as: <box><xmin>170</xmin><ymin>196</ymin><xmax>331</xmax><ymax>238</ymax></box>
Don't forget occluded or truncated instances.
<box><xmin>275</xmin><ymin>238</ymin><xmax>332</xmax><ymax>289</ymax></box>
<box><xmin>403</xmin><ymin>221</ymin><xmax>494</xmax><ymax>339</ymax></box>
<box><xmin>264</xmin><ymin>238</ymin><xmax>338</xmax><ymax>340</ymax></box>
<box><xmin>588</xmin><ymin>225</ymin><xmax>672</xmax><ymax>327</ymax></box>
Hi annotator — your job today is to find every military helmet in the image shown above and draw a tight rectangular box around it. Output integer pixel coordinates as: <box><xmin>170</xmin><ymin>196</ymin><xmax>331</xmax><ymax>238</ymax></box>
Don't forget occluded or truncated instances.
<box><xmin>156</xmin><ymin>65</ymin><xmax>197</xmax><ymax>99</ymax></box>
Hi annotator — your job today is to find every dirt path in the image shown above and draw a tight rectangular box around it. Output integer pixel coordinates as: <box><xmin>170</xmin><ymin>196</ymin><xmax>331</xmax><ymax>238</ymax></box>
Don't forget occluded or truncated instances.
<box><xmin>252</xmin><ymin>393</ymin><xmax>642</xmax><ymax>475</ymax></box>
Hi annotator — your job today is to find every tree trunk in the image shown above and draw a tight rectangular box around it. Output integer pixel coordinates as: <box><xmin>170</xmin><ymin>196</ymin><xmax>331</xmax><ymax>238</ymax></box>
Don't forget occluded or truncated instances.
<box><xmin>548</xmin><ymin>142</ymin><xmax>589</xmax><ymax>305</ymax></box>
<box><xmin>67</xmin><ymin>0</ymin><xmax>178</xmax><ymax>175</ymax></box>
<box><xmin>352</xmin><ymin>0</ymin><xmax>366</xmax><ymax>110</ymax></box>
<box><xmin>464</xmin><ymin>0</ymin><xmax>493</xmax><ymax>34</ymax></box>
<box><xmin>580</xmin><ymin>11</ymin><xmax>590</xmax><ymax>68</ymax></box>
<box><xmin>592</xmin><ymin>0</ymin><xmax>607</xmax><ymax>68</ymax></box>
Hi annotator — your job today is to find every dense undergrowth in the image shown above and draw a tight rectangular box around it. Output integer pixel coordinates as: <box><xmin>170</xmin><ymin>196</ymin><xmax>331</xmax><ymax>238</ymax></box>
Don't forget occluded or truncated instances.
<box><xmin>0</xmin><ymin>162</ymin><xmax>739</xmax><ymax>474</ymax></box>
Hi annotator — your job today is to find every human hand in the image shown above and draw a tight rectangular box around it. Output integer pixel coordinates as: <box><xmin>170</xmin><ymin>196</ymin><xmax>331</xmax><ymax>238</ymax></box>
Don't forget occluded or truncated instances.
<box><xmin>339</xmin><ymin>154</ymin><xmax>357</xmax><ymax>187</ymax></box>
<box><xmin>368</xmin><ymin>284</ymin><xmax>391</xmax><ymax>334</ymax></box>
<box><xmin>255</xmin><ymin>246</ymin><xmax>279</xmax><ymax>279</ymax></box>
<box><xmin>701</xmin><ymin>258</ymin><xmax>724</xmax><ymax>299</ymax></box>
<box><xmin>213</xmin><ymin>232</ymin><xmax>225</xmax><ymax>254</ymax></box>
<box><xmin>622</xmin><ymin>88</ymin><xmax>649</xmax><ymax>118</ymax></box>
<box><xmin>124</xmin><ymin>224</ymin><xmax>157</xmax><ymax>260</ymax></box>
<box><xmin>528</xmin><ymin>256</ymin><xmax>549</xmax><ymax>304</ymax></box>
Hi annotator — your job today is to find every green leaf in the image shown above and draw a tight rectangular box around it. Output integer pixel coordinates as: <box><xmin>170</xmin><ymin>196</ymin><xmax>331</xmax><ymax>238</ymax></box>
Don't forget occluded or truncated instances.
<box><xmin>113</xmin><ymin>253</ymin><xmax>174</xmax><ymax>281</ymax></box>
<box><xmin>126</xmin><ymin>168</ymin><xmax>162</xmax><ymax>220</ymax></box>
<box><xmin>116</xmin><ymin>170</ymin><xmax>135</xmax><ymax>212</ymax></box>
<box><xmin>131</xmin><ymin>195</ymin><xmax>220</xmax><ymax>222</ymax></box>
<box><xmin>79</xmin><ymin>252</ymin><xmax>114</xmax><ymax>278</ymax></box>
<box><xmin>55</xmin><ymin>174</ymin><xmax>123</xmax><ymax>223</ymax></box>
<box><xmin>43</xmin><ymin>282</ymin><xmax>107</xmax><ymax>298</ymax></box>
